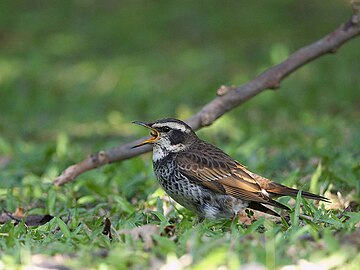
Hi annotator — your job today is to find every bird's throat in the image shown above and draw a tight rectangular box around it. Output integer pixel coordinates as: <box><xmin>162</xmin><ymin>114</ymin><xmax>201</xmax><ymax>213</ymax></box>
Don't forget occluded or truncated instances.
<box><xmin>152</xmin><ymin>143</ymin><xmax>187</xmax><ymax>163</ymax></box>
<box><xmin>152</xmin><ymin>146</ymin><xmax>168</xmax><ymax>162</ymax></box>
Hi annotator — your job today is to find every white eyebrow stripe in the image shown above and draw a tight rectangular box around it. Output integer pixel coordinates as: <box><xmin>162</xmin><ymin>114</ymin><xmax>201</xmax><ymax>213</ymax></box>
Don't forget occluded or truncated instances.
<box><xmin>152</xmin><ymin>122</ymin><xmax>190</xmax><ymax>133</ymax></box>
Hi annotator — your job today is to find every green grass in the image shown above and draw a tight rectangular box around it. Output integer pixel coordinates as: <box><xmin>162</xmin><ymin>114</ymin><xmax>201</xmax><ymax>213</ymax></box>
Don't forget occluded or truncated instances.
<box><xmin>1</xmin><ymin>1</ymin><xmax>360</xmax><ymax>269</ymax></box>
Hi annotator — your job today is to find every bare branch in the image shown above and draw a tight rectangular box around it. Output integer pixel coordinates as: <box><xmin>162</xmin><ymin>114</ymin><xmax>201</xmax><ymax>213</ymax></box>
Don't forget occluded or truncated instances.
<box><xmin>54</xmin><ymin>7</ymin><xmax>360</xmax><ymax>186</ymax></box>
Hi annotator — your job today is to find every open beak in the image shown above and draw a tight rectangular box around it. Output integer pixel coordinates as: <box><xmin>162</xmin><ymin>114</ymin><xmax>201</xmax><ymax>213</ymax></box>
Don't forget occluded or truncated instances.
<box><xmin>132</xmin><ymin>121</ymin><xmax>160</xmax><ymax>148</ymax></box>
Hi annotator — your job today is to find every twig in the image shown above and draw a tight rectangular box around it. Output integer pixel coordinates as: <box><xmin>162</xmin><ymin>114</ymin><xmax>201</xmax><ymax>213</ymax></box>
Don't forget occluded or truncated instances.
<box><xmin>54</xmin><ymin>6</ymin><xmax>360</xmax><ymax>186</ymax></box>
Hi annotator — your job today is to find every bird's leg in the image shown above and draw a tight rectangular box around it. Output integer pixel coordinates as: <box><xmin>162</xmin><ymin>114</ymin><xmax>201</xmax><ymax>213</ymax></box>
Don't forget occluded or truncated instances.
<box><xmin>190</xmin><ymin>215</ymin><xmax>205</xmax><ymax>226</ymax></box>
<box><xmin>196</xmin><ymin>216</ymin><xmax>205</xmax><ymax>223</ymax></box>
<box><xmin>231</xmin><ymin>212</ymin><xmax>238</xmax><ymax>225</ymax></box>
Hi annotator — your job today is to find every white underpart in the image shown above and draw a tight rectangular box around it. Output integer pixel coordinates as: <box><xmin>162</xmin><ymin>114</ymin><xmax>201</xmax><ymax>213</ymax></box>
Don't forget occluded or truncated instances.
<box><xmin>152</xmin><ymin>122</ymin><xmax>191</xmax><ymax>133</ymax></box>
<box><xmin>204</xmin><ymin>205</ymin><xmax>219</xmax><ymax>219</ymax></box>
<box><xmin>232</xmin><ymin>200</ymin><xmax>246</xmax><ymax>214</ymax></box>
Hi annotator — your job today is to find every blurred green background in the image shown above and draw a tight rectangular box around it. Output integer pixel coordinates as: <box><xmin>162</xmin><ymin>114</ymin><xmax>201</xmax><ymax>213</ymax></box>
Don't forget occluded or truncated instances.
<box><xmin>0</xmin><ymin>0</ymin><xmax>360</xmax><ymax>269</ymax></box>
<box><xmin>1</xmin><ymin>0</ymin><xmax>359</xmax><ymax>188</ymax></box>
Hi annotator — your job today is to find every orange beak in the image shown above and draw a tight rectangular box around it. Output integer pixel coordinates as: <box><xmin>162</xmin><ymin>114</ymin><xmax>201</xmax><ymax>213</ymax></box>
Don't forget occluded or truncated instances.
<box><xmin>132</xmin><ymin>121</ymin><xmax>160</xmax><ymax>148</ymax></box>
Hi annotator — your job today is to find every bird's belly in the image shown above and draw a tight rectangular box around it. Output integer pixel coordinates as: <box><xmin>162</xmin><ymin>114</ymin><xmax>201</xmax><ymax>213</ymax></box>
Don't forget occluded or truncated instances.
<box><xmin>154</xmin><ymin>163</ymin><xmax>247</xmax><ymax>219</ymax></box>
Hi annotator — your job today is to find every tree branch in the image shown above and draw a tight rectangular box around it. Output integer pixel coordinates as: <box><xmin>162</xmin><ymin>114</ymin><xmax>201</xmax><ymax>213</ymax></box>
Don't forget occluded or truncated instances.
<box><xmin>54</xmin><ymin>6</ymin><xmax>360</xmax><ymax>186</ymax></box>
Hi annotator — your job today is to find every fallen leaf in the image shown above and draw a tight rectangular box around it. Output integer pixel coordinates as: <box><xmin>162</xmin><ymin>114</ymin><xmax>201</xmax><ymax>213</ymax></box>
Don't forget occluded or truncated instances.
<box><xmin>102</xmin><ymin>217</ymin><xmax>113</xmax><ymax>239</ymax></box>
<box><xmin>22</xmin><ymin>214</ymin><xmax>54</xmax><ymax>226</ymax></box>
<box><xmin>119</xmin><ymin>224</ymin><xmax>176</xmax><ymax>250</ymax></box>
<box><xmin>120</xmin><ymin>224</ymin><xmax>159</xmax><ymax>250</ymax></box>
<box><xmin>162</xmin><ymin>224</ymin><xmax>176</xmax><ymax>238</ymax></box>
<box><xmin>24</xmin><ymin>254</ymin><xmax>71</xmax><ymax>270</ymax></box>
<box><xmin>0</xmin><ymin>208</ymin><xmax>54</xmax><ymax>226</ymax></box>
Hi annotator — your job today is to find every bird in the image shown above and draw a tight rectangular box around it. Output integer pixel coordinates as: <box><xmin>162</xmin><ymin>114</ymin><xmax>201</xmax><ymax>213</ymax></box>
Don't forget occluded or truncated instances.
<box><xmin>132</xmin><ymin>118</ymin><xmax>329</xmax><ymax>220</ymax></box>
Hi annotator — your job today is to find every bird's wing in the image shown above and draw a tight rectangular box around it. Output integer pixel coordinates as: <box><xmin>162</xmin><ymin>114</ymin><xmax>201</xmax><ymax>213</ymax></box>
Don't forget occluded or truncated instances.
<box><xmin>176</xmin><ymin>150</ymin><xmax>288</xmax><ymax>209</ymax></box>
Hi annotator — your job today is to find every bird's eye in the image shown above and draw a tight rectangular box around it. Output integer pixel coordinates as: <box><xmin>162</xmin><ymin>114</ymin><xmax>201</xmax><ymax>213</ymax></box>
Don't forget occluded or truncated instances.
<box><xmin>162</xmin><ymin>127</ymin><xmax>171</xmax><ymax>132</ymax></box>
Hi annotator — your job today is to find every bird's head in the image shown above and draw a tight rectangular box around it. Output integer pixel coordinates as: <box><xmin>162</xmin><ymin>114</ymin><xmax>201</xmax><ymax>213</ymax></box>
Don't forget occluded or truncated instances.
<box><xmin>132</xmin><ymin>118</ymin><xmax>196</xmax><ymax>153</ymax></box>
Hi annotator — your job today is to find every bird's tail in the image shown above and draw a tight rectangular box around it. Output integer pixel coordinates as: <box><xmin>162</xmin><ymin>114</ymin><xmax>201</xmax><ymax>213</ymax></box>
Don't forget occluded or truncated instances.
<box><xmin>266</xmin><ymin>184</ymin><xmax>330</xmax><ymax>202</ymax></box>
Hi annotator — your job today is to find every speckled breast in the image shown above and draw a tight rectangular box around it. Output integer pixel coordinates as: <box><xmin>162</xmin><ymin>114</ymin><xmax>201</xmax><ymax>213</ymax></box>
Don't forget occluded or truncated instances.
<box><xmin>153</xmin><ymin>154</ymin><xmax>245</xmax><ymax>219</ymax></box>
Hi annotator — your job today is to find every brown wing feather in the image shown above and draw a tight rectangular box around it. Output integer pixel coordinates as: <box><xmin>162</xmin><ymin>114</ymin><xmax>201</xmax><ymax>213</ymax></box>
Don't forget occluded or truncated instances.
<box><xmin>176</xmin><ymin>139</ymin><xmax>329</xmax><ymax>211</ymax></box>
<box><xmin>250</xmin><ymin>171</ymin><xmax>330</xmax><ymax>202</ymax></box>
<box><xmin>176</xmin><ymin>141</ymin><xmax>271</xmax><ymax>204</ymax></box>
